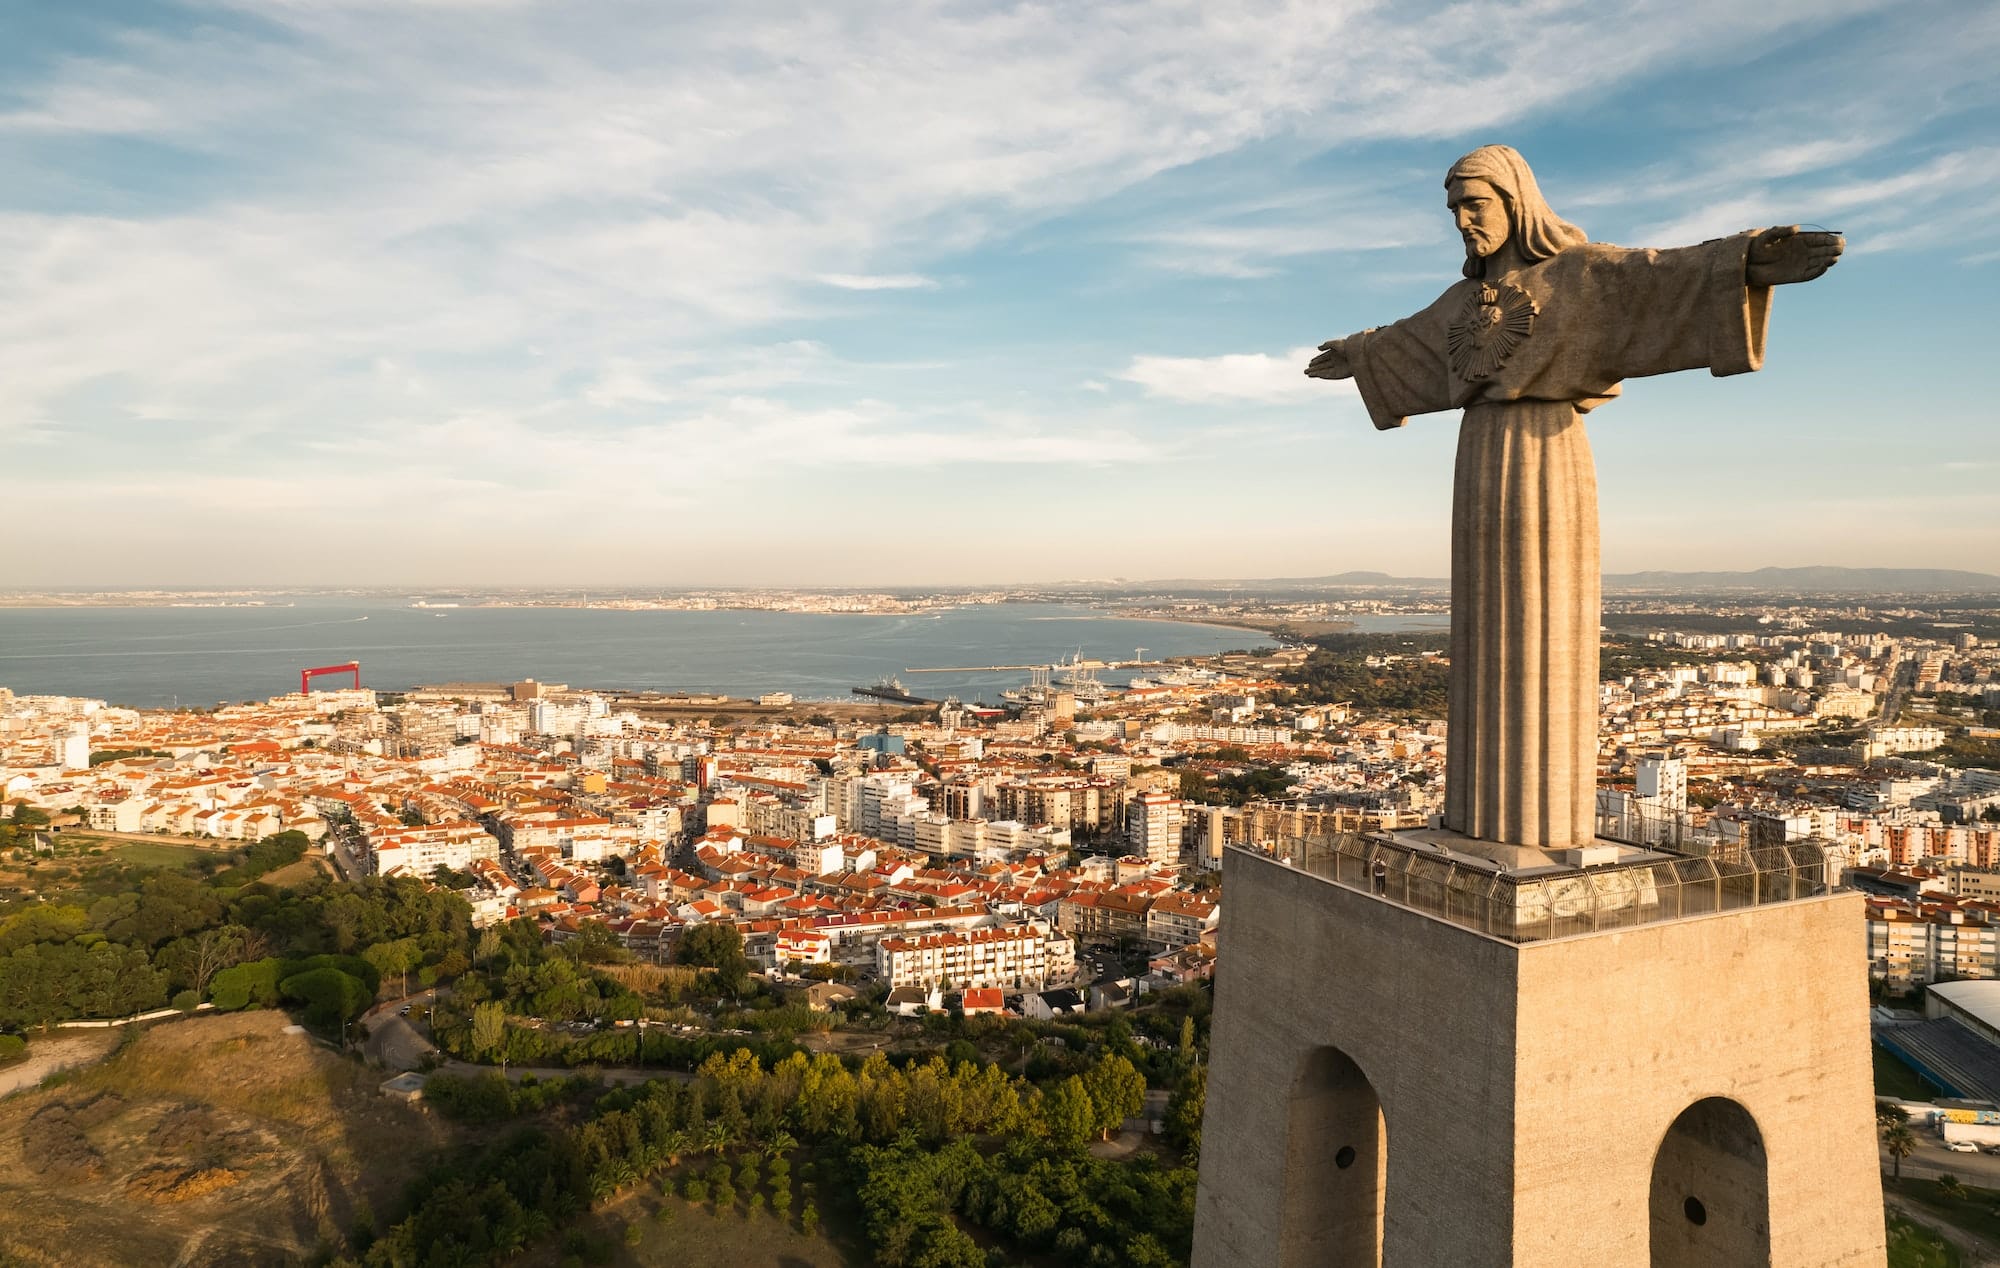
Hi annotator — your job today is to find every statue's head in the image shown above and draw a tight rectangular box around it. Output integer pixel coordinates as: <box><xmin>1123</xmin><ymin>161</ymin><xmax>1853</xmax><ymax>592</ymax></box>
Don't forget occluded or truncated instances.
<box><xmin>1444</xmin><ymin>145</ymin><xmax>1586</xmax><ymax>279</ymax></box>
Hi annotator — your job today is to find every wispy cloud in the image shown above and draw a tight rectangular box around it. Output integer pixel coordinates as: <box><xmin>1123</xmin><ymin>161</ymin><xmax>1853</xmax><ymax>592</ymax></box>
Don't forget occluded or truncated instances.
<box><xmin>815</xmin><ymin>273</ymin><xmax>939</xmax><ymax>291</ymax></box>
<box><xmin>1117</xmin><ymin>347</ymin><xmax>1351</xmax><ymax>405</ymax></box>
<box><xmin>1627</xmin><ymin>146</ymin><xmax>2000</xmax><ymax>252</ymax></box>
<box><xmin>3</xmin><ymin>0</ymin><xmax>1994</xmax><ymax>581</ymax></box>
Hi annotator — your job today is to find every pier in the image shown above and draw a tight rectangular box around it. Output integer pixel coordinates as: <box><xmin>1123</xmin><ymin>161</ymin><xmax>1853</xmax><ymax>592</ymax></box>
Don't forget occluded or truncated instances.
<box><xmin>901</xmin><ymin>664</ymin><xmax>1044</xmax><ymax>673</ymax></box>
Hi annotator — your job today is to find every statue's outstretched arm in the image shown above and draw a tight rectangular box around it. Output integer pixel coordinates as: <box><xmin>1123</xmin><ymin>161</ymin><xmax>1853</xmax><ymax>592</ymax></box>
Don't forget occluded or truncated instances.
<box><xmin>1305</xmin><ymin>339</ymin><xmax>1352</xmax><ymax>381</ymax></box>
<box><xmin>1746</xmin><ymin>226</ymin><xmax>1843</xmax><ymax>287</ymax></box>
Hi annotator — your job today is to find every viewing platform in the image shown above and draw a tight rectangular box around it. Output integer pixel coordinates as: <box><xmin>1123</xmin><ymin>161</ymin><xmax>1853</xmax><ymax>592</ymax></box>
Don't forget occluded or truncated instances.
<box><xmin>1236</xmin><ymin>819</ymin><xmax>1829</xmax><ymax>945</ymax></box>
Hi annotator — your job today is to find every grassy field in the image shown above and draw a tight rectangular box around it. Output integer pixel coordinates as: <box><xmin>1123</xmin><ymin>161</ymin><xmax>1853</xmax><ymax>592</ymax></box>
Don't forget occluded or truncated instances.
<box><xmin>1886</xmin><ymin>1176</ymin><xmax>2000</xmax><ymax>1246</ymax></box>
<box><xmin>99</xmin><ymin>839</ymin><xmax>217</xmax><ymax>869</ymax></box>
<box><xmin>1877</xmin><ymin>1044</ymin><xmax>1939</xmax><ymax>1100</ymax></box>
<box><xmin>562</xmin><ymin>1189</ymin><xmax>858</xmax><ymax>1268</ymax></box>
<box><xmin>1888</xmin><ymin>1209</ymin><xmax>1964</xmax><ymax>1267</ymax></box>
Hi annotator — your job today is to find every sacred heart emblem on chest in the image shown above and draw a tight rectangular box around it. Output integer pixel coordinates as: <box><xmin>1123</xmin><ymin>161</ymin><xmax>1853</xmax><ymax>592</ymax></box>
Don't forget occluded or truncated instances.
<box><xmin>1446</xmin><ymin>281</ymin><xmax>1537</xmax><ymax>382</ymax></box>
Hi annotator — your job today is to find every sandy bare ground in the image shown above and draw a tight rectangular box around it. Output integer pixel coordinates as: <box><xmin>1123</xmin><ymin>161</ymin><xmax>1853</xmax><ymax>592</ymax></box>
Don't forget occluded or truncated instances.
<box><xmin>0</xmin><ymin>1031</ymin><xmax>123</xmax><ymax>1099</ymax></box>
<box><xmin>0</xmin><ymin>1010</ymin><xmax>454</xmax><ymax>1267</ymax></box>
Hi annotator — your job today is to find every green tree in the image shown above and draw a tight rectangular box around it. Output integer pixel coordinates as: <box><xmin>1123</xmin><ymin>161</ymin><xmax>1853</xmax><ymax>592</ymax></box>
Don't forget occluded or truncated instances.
<box><xmin>1043</xmin><ymin>1076</ymin><xmax>1096</xmax><ymax>1150</ymax></box>
<box><xmin>1883</xmin><ymin>1123</ymin><xmax>1917</xmax><ymax>1179</ymax></box>
<box><xmin>1165</xmin><ymin>1063</ymin><xmax>1206</xmax><ymax>1158</ymax></box>
<box><xmin>676</xmin><ymin>922</ymin><xmax>750</xmax><ymax>994</ymax></box>
<box><xmin>1082</xmin><ymin>1052</ymin><xmax>1146</xmax><ymax>1141</ymax></box>
<box><xmin>563</xmin><ymin>919</ymin><xmax>632</xmax><ymax>965</ymax></box>
<box><xmin>278</xmin><ymin>966</ymin><xmax>370</xmax><ymax>1037</ymax></box>
<box><xmin>908</xmin><ymin>1222</ymin><xmax>983</xmax><ymax>1268</ymax></box>
<box><xmin>472</xmin><ymin>1000</ymin><xmax>508</xmax><ymax>1062</ymax></box>
<box><xmin>157</xmin><ymin>925</ymin><xmax>252</xmax><ymax>997</ymax></box>
<box><xmin>363</xmin><ymin>936</ymin><xmax>422</xmax><ymax>998</ymax></box>
<box><xmin>1125</xmin><ymin>1234</ymin><xmax>1180</xmax><ymax>1268</ymax></box>
<box><xmin>209</xmin><ymin>957</ymin><xmax>285</xmax><ymax>1010</ymax></box>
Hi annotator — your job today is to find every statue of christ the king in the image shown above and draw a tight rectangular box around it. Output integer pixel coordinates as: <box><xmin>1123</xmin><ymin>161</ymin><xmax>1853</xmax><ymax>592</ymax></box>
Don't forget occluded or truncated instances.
<box><xmin>1305</xmin><ymin>145</ymin><xmax>1842</xmax><ymax>850</ymax></box>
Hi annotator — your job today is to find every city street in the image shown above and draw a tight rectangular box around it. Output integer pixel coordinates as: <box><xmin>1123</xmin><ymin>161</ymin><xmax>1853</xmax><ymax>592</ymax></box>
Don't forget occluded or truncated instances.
<box><xmin>1884</xmin><ymin>1134</ymin><xmax>2000</xmax><ymax>1187</ymax></box>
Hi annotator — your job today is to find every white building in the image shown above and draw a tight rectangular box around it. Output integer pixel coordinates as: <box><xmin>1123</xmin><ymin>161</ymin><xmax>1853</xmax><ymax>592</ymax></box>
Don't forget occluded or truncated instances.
<box><xmin>876</xmin><ymin>922</ymin><xmax>1076</xmax><ymax>990</ymax></box>
<box><xmin>1862</xmin><ymin>725</ymin><xmax>1949</xmax><ymax>760</ymax></box>
<box><xmin>1127</xmin><ymin>790</ymin><xmax>1185</xmax><ymax>866</ymax></box>
<box><xmin>373</xmin><ymin>826</ymin><xmax>502</xmax><ymax>876</ymax></box>
<box><xmin>54</xmin><ymin>723</ymin><xmax>90</xmax><ymax>772</ymax></box>
<box><xmin>1635</xmin><ymin>754</ymin><xmax>1687</xmax><ymax>815</ymax></box>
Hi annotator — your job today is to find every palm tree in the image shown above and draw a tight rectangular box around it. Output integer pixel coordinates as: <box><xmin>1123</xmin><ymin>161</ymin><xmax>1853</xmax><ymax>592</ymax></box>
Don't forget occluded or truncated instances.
<box><xmin>702</xmin><ymin>1122</ymin><xmax>732</xmax><ymax>1156</ymax></box>
<box><xmin>491</xmin><ymin>1218</ymin><xmax>528</xmax><ymax>1259</ymax></box>
<box><xmin>763</xmin><ymin>1131</ymin><xmax>797</xmax><ymax>1160</ymax></box>
<box><xmin>519</xmin><ymin>1208</ymin><xmax>553</xmax><ymax>1247</ymax></box>
<box><xmin>1883</xmin><ymin>1122</ymin><xmax>1918</xmax><ymax>1180</ymax></box>
<box><xmin>661</xmin><ymin>1129</ymin><xmax>692</xmax><ymax>1167</ymax></box>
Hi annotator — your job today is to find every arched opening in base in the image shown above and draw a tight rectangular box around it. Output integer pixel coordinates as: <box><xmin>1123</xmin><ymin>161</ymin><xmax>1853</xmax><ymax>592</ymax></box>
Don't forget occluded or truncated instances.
<box><xmin>1649</xmin><ymin>1096</ymin><xmax>1770</xmax><ymax>1267</ymax></box>
<box><xmin>1280</xmin><ymin>1045</ymin><xmax>1386</xmax><ymax>1268</ymax></box>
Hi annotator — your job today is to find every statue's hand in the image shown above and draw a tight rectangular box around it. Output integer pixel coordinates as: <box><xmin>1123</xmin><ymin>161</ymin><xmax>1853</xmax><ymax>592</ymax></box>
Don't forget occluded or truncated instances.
<box><xmin>1746</xmin><ymin>225</ymin><xmax>1843</xmax><ymax>287</ymax></box>
<box><xmin>1305</xmin><ymin>339</ymin><xmax>1353</xmax><ymax>380</ymax></box>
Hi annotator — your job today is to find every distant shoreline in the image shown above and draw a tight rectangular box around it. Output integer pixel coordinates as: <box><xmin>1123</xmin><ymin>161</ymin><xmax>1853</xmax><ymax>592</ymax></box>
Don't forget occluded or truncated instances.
<box><xmin>1108</xmin><ymin>611</ymin><xmax>1354</xmax><ymax>641</ymax></box>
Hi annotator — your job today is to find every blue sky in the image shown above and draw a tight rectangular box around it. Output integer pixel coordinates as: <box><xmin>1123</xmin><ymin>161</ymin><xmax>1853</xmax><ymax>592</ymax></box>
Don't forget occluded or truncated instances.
<box><xmin>1</xmin><ymin>0</ymin><xmax>1993</xmax><ymax>587</ymax></box>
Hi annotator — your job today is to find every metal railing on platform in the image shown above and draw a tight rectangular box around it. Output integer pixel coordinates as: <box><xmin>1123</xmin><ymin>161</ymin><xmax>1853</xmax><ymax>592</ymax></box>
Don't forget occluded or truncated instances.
<box><xmin>1236</xmin><ymin>820</ymin><xmax>1827</xmax><ymax>945</ymax></box>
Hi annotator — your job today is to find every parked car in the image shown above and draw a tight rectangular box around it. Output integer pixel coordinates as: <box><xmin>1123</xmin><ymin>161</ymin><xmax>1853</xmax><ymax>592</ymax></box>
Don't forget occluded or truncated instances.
<box><xmin>1946</xmin><ymin>1140</ymin><xmax>1980</xmax><ymax>1153</ymax></box>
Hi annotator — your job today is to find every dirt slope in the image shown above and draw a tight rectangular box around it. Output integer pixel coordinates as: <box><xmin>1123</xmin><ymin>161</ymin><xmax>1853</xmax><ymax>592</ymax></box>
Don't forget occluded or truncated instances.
<box><xmin>0</xmin><ymin>1011</ymin><xmax>451</xmax><ymax>1266</ymax></box>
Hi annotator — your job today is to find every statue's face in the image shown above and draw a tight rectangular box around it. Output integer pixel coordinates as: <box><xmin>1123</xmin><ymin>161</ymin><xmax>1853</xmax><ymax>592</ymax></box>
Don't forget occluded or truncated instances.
<box><xmin>1447</xmin><ymin>177</ymin><xmax>1509</xmax><ymax>259</ymax></box>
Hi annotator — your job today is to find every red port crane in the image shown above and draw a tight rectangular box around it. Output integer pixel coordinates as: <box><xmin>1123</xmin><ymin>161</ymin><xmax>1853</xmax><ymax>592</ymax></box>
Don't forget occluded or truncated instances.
<box><xmin>300</xmin><ymin>662</ymin><xmax>362</xmax><ymax>694</ymax></box>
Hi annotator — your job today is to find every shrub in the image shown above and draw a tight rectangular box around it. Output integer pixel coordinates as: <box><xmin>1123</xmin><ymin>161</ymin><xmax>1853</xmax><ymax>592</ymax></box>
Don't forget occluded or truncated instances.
<box><xmin>423</xmin><ymin>1072</ymin><xmax>518</xmax><ymax>1124</ymax></box>
<box><xmin>0</xmin><ymin>1034</ymin><xmax>26</xmax><ymax>1064</ymax></box>
<box><xmin>209</xmin><ymin>958</ymin><xmax>285</xmax><ymax>1010</ymax></box>
<box><xmin>683</xmin><ymin>1178</ymin><xmax>709</xmax><ymax>1204</ymax></box>
<box><xmin>624</xmin><ymin>1223</ymin><xmax>643</xmax><ymax>1247</ymax></box>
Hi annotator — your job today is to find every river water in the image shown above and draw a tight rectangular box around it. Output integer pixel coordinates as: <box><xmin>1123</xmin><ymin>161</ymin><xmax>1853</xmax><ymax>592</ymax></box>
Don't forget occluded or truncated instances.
<box><xmin>0</xmin><ymin>600</ymin><xmax>1440</xmax><ymax>709</ymax></box>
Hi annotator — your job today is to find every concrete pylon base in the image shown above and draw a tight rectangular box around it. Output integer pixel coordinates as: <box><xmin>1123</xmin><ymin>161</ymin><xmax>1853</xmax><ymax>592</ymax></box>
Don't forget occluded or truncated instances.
<box><xmin>1191</xmin><ymin>846</ymin><xmax>1885</xmax><ymax>1267</ymax></box>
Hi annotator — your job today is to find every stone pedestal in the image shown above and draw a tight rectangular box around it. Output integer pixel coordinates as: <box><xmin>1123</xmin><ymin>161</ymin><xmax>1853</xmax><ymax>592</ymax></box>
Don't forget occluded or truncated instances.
<box><xmin>1191</xmin><ymin>846</ymin><xmax>1885</xmax><ymax>1268</ymax></box>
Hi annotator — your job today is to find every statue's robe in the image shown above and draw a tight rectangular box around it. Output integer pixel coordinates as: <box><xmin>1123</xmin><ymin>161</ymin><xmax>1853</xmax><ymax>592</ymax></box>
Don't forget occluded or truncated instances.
<box><xmin>1343</xmin><ymin>232</ymin><xmax>1772</xmax><ymax>848</ymax></box>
